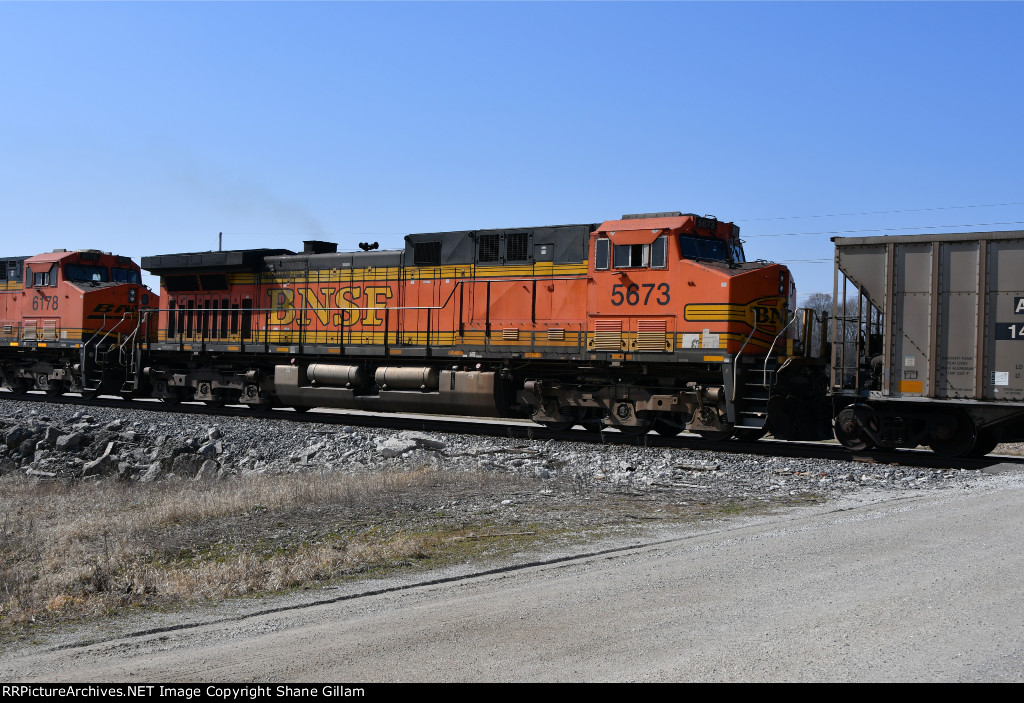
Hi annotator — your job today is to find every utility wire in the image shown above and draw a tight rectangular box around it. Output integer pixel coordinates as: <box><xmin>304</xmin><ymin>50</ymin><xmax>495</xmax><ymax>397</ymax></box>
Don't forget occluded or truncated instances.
<box><xmin>747</xmin><ymin>220</ymin><xmax>1024</xmax><ymax>238</ymax></box>
<box><xmin>737</xmin><ymin>201</ymin><xmax>1024</xmax><ymax>223</ymax></box>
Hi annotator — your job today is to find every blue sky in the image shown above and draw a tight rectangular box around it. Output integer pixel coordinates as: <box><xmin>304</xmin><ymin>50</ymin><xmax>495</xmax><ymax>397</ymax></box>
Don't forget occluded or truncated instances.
<box><xmin>2</xmin><ymin>1</ymin><xmax>1021</xmax><ymax>298</ymax></box>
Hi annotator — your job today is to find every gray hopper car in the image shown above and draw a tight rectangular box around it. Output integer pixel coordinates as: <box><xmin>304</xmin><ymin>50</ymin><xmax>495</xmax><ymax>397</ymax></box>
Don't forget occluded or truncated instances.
<box><xmin>830</xmin><ymin>230</ymin><xmax>1024</xmax><ymax>456</ymax></box>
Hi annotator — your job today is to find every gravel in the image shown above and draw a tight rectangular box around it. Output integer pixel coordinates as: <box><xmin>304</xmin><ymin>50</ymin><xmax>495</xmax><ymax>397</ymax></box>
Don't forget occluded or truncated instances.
<box><xmin>0</xmin><ymin>398</ymin><xmax>1007</xmax><ymax>503</ymax></box>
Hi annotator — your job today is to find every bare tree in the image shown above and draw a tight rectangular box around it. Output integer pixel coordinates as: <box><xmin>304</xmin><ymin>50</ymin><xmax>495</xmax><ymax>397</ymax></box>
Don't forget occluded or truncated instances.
<box><xmin>798</xmin><ymin>292</ymin><xmax>880</xmax><ymax>358</ymax></box>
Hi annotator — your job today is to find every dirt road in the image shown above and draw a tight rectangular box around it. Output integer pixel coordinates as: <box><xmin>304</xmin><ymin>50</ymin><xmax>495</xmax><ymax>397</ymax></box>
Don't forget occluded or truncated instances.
<box><xmin>5</xmin><ymin>473</ymin><xmax>1023</xmax><ymax>682</ymax></box>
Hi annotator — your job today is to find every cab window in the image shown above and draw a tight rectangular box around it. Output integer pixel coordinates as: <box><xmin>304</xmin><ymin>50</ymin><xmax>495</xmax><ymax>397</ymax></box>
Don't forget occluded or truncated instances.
<box><xmin>65</xmin><ymin>264</ymin><xmax>110</xmax><ymax>282</ymax></box>
<box><xmin>678</xmin><ymin>235</ymin><xmax>729</xmax><ymax>261</ymax></box>
<box><xmin>595</xmin><ymin>238</ymin><xmax>610</xmax><ymax>270</ymax></box>
<box><xmin>112</xmin><ymin>267</ymin><xmax>141</xmax><ymax>284</ymax></box>
<box><xmin>651</xmin><ymin>235</ymin><xmax>667</xmax><ymax>269</ymax></box>
<box><xmin>611</xmin><ymin>235</ymin><xmax>668</xmax><ymax>269</ymax></box>
<box><xmin>28</xmin><ymin>264</ymin><xmax>58</xmax><ymax>287</ymax></box>
<box><xmin>613</xmin><ymin>244</ymin><xmax>647</xmax><ymax>268</ymax></box>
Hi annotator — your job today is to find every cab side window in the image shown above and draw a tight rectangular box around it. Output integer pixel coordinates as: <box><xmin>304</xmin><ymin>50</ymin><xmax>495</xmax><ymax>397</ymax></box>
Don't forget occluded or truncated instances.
<box><xmin>27</xmin><ymin>264</ymin><xmax>57</xmax><ymax>287</ymax></box>
<box><xmin>613</xmin><ymin>244</ymin><xmax>646</xmax><ymax>268</ymax></box>
<box><xmin>612</xmin><ymin>236</ymin><xmax>668</xmax><ymax>269</ymax></box>
<box><xmin>651</xmin><ymin>236</ymin><xmax>667</xmax><ymax>269</ymax></box>
<box><xmin>595</xmin><ymin>238</ymin><xmax>610</xmax><ymax>270</ymax></box>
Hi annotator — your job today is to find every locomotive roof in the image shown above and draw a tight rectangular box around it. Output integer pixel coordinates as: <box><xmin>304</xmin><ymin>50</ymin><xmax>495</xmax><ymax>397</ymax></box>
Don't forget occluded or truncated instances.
<box><xmin>26</xmin><ymin>250</ymin><xmax>117</xmax><ymax>265</ymax></box>
<box><xmin>141</xmin><ymin>248</ymin><xmax>295</xmax><ymax>274</ymax></box>
<box><xmin>260</xmin><ymin>222</ymin><xmax>595</xmax><ymax>270</ymax></box>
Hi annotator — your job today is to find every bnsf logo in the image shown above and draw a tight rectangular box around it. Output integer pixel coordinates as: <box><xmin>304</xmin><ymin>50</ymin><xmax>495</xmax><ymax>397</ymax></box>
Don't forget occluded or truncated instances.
<box><xmin>267</xmin><ymin>286</ymin><xmax>394</xmax><ymax>327</ymax></box>
<box><xmin>92</xmin><ymin>304</ymin><xmax>138</xmax><ymax>314</ymax></box>
<box><xmin>745</xmin><ymin>297</ymin><xmax>783</xmax><ymax>333</ymax></box>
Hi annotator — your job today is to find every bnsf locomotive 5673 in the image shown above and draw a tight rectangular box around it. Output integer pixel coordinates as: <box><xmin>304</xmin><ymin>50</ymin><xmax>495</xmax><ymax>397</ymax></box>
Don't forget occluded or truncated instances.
<box><xmin>2</xmin><ymin>210</ymin><xmax>1021</xmax><ymax>457</ymax></box>
<box><xmin>138</xmin><ymin>211</ymin><xmax>818</xmax><ymax>440</ymax></box>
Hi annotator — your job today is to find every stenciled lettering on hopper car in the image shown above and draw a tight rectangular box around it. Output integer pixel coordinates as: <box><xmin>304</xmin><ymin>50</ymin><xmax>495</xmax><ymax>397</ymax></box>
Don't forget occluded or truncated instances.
<box><xmin>267</xmin><ymin>286</ymin><xmax>394</xmax><ymax>327</ymax></box>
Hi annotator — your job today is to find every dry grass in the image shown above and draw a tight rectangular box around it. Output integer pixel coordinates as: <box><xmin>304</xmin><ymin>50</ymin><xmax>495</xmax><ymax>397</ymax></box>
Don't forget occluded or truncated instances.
<box><xmin>0</xmin><ymin>466</ymin><xmax>540</xmax><ymax>636</ymax></box>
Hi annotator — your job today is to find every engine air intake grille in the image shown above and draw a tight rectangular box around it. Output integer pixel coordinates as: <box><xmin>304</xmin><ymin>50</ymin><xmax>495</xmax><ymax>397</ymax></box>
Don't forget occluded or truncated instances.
<box><xmin>592</xmin><ymin>319</ymin><xmax>623</xmax><ymax>350</ymax></box>
<box><xmin>636</xmin><ymin>319</ymin><xmax>668</xmax><ymax>351</ymax></box>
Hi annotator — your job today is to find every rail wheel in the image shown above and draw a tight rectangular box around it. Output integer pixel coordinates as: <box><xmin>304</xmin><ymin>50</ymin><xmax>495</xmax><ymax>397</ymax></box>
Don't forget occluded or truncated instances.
<box><xmin>241</xmin><ymin>383</ymin><xmax>272</xmax><ymax>410</ymax></box>
<box><xmin>969</xmin><ymin>429</ymin><xmax>1000</xmax><ymax>458</ymax></box>
<box><xmin>44</xmin><ymin>381</ymin><xmax>66</xmax><ymax>397</ymax></box>
<box><xmin>834</xmin><ymin>405</ymin><xmax>875</xmax><ymax>451</ymax></box>
<box><xmin>9</xmin><ymin>379</ymin><xmax>31</xmax><ymax>395</ymax></box>
<box><xmin>929</xmin><ymin>413</ymin><xmax>977</xmax><ymax>458</ymax></box>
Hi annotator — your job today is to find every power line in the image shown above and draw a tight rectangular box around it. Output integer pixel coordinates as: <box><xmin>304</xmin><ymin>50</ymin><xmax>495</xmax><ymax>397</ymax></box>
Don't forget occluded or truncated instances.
<box><xmin>737</xmin><ymin>201</ymin><xmax>1024</xmax><ymax>223</ymax></box>
<box><xmin>747</xmin><ymin>220</ymin><xmax>1024</xmax><ymax>238</ymax></box>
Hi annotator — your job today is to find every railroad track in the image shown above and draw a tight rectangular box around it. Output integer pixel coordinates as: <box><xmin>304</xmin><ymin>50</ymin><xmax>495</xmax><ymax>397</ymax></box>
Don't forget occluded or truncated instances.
<box><xmin>3</xmin><ymin>390</ymin><xmax>1022</xmax><ymax>472</ymax></box>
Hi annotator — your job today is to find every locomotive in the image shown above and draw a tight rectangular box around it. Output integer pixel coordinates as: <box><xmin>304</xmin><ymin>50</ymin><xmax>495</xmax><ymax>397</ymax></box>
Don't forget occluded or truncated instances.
<box><xmin>0</xmin><ymin>249</ymin><xmax>156</xmax><ymax>398</ymax></box>
<box><xmin>136</xmin><ymin>211</ymin><xmax>827</xmax><ymax>440</ymax></box>
<box><xmin>5</xmin><ymin>210</ymin><xmax>1019</xmax><ymax>457</ymax></box>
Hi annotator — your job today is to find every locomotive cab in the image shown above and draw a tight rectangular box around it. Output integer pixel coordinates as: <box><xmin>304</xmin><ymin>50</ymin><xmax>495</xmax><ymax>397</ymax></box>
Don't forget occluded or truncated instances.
<box><xmin>0</xmin><ymin>249</ymin><xmax>158</xmax><ymax>397</ymax></box>
<box><xmin>586</xmin><ymin>212</ymin><xmax>791</xmax><ymax>357</ymax></box>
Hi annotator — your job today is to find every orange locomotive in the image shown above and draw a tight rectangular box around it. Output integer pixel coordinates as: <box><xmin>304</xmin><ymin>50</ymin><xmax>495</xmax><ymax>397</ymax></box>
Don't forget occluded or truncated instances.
<box><xmin>0</xmin><ymin>249</ymin><xmax>157</xmax><ymax>397</ymax></box>
<box><xmin>140</xmin><ymin>211</ymin><xmax>828</xmax><ymax>439</ymax></box>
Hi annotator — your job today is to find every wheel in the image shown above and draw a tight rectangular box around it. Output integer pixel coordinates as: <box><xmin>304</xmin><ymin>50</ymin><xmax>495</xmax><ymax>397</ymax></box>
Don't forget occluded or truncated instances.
<box><xmin>834</xmin><ymin>405</ymin><xmax>875</xmax><ymax>451</ymax></box>
<box><xmin>929</xmin><ymin>413</ymin><xmax>977</xmax><ymax>458</ymax></box>
<box><xmin>241</xmin><ymin>383</ymin><xmax>271</xmax><ymax>409</ymax></box>
<box><xmin>159</xmin><ymin>391</ymin><xmax>182</xmax><ymax>406</ymax></box>
<box><xmin>581</xmin><ymin>420</ymin><xmax>604</xmax><ymax>434</ymax></box>
<box><xmin>8</xmin><ymin>379</ymin><xmax>30</xmax><ymax>395</ymax></box>
<box><xmin>44</xmin><ymin>381</ymin><xmax>66</xmax><ymax>397</ymax></box>
<box><xmin>969</xmin><ymin>429</ymin><xmax>1000</xmax><ymax>458</ymax></box>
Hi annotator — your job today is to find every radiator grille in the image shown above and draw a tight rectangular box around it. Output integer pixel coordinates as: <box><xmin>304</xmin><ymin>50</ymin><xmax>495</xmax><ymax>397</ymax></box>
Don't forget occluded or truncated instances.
<box><xmin>636</xmin><ymin>319</ymin><xmax>667</xmax><ymax>351</ymax></box>
<box><xmin>547</xmin><ymin>328</ymin><xmax>565</xmax><ymax>341</ymax></box>
<box><xmin>592</xmin><ymin>319</ymin><xmax>622</xmax><ymax>350</ymax></box>
<box><xmin>502</xmin><ymin>328</ymin><xmax>520</xmax><ymax>341</ymax></box>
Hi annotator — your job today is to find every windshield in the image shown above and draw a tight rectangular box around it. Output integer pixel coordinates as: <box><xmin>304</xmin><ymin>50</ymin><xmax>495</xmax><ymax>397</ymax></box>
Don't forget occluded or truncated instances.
<box><xmin>65</xmin><ymin>264</ymin><xmax>109</xmax><ymax>282</ymax></box>
<box><xmin>678</xmin><ymin>235</ymin><xmax>729</xmax><ymax>261</ymax></box>
<box><xmin>112</xmin><ymin>267</ymin><xmax>141</xmax><ymax>284</ymax></box>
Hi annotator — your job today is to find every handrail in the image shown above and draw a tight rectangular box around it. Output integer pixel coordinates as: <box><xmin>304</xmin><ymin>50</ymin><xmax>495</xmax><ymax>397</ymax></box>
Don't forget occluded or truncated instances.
<box><xmin>83</xmin><ymin>313</ymin><xmax>133</xmax><ymax>355</ymax></box>
<box><xmin>118</xmin><ymin>311</ymin><xmax>151</xmax><ymax>362</ymax></box>
<box><xmin>761</xmin><ymin>311</ymin><xmax>800</xmax><ymax>388</ymax></box>
<box><xmin>731</xmin><ymin>315</ymin><xmax>758</xmax><ymax>402</ymax></box>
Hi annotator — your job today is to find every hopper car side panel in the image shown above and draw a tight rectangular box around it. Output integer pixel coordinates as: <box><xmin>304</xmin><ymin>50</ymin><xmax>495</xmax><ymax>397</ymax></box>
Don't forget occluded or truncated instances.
<box><xmin>831</xmin><ymin>230</ymin><xmax>1024</xmax><ymax>456</ymax></box>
